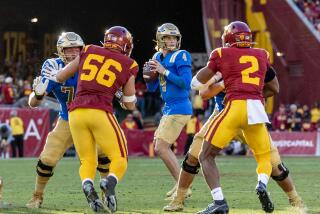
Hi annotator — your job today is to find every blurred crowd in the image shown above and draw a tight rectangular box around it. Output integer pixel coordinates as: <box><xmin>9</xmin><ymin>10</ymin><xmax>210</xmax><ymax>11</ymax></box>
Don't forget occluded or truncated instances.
<box><xmin>272</xmin><ymin>102</ymin><xmax>320</xmax><ymax>132</ymax></box>
<box><xmin>294</xmin><ymin>0</ymin><xmax>320</xmax><ymax>32</ymax></box>
<box><xmin>0</xmin><ymin>53</ymin><xmax>41</xmax><ymax>107</ymax></box>
<box><xmin>2</xmin><ymin>59</ymin><xmax>320</xmax><ymax>134</ymax></box>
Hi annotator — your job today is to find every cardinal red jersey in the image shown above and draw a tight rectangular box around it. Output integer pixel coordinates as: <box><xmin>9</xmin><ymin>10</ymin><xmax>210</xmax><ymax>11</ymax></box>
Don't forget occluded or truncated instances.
<box><xmin>69</xmin><ymin>45</ymin><xmax>138</xmax><ymax>113</ymax></box>
<box><xmin>207</xmin><ymin>47</ymin><xmax>270</xmax><ymax>102</ymax></box>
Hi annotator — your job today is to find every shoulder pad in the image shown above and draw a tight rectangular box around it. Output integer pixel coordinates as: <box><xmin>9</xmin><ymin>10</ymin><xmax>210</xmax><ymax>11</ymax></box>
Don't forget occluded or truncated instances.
<box><xmin>152</xmin><ymin>51</ymin><xmax>161</xmax><ymax>60</ymax></box>
<box><xmin>169</xmin><ymin>50</ymin><xmax>185</xmax><ymax>63</ymax></box>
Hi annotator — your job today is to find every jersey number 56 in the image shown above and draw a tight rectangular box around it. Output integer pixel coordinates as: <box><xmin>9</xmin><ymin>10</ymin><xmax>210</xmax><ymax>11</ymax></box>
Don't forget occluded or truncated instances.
<box><xmin>80</xmin><ymin>54</ymin><xmax>122</xmax><ymax>87</ymax></box>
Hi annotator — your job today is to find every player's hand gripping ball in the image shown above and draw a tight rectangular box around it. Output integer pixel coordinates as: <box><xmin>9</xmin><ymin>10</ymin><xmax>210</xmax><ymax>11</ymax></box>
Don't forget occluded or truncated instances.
<box><xmin>143</xmin><ymin>61</ymin><xmax>158</xmax><ymax>83</ymax></box>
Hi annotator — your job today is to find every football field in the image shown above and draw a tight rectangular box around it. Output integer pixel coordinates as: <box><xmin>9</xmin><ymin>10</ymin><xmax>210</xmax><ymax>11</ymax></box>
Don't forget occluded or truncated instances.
<box><xmin>0</xmin><ymin>156</ymin><xmax>319</xmax><ymax>214</ymax></box>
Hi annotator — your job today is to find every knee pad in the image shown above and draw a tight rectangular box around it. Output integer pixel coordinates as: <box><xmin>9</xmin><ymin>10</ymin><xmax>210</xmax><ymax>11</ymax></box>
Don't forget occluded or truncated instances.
<box><xmin>36</xmin><ymin>159</ymin><xmax>54</xmax><ymax>177</ymax></box>
<box><xmin>97</xmin><ymin>156</ymin><xmax>111</xmax><ymax>173</ymax></box>
<box><xmin>182</xmin><ymin>154</ymin><xmax>200</xmax><ymax>174</ymax></box>
<box><xmin>271</xmin><ymin>162</ymin><xmax>289</xmax><ymax>181</ymax></box>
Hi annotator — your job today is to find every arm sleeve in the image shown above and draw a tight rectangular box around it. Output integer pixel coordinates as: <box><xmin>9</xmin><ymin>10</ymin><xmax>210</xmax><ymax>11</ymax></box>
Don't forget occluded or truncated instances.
<box><xmin>166</xmin><ymin>50</ymin><xmax>192</xmax><ymax>89</ymax></box>
<box><xmin>166</xmin><ymin>65</ymin><xmax>192</xmax><ymax>89</ymax></box>
<box><xmin>146</xmin><ymin>79</ymin><xmax>160</xmax><ymax>92</ymax></box>
<box><xmin>264</xmin><ymin>65</ymin><xmax>276</xmax><ymax>83</ymax></box>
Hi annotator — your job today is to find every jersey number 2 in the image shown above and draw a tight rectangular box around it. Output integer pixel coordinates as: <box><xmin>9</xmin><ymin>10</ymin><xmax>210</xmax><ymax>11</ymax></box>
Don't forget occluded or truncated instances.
<box><xmin>239</xmin><ymin>56</ymin><xmax>260</xmax><ymax>86</ymax></box>
<box><xmin>81</xmin><ymin>54</ymin><xmax>122</xmax><ymax>87</ymax></box>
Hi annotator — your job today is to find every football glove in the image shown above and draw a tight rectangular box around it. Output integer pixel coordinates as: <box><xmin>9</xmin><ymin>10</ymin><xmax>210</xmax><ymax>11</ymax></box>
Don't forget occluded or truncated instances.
<box><xmin>33</xmin><ymin>76</ymin><xmax>49</xmax><ymax>96</ymax></box>
<box><xmin>42</xmin><ymin>66</ymin><xmax>60</xmax><ymax>82</ymax></box>
<box><xmin>115</xmin><ymin>90</ymin><xmax>123</xmax><ymax>102</ymax></box>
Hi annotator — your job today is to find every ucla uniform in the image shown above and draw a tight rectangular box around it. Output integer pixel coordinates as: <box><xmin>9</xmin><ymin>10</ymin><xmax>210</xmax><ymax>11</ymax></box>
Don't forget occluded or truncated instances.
<box><xmin>147</xmin><ymin>50</ymin><xmax>192</xmax><ymax>144</ymax></box>
<box><xmin>42</xmin><ymin>58</ymin><xmax>77</xmax><ymax>120</ymax></box>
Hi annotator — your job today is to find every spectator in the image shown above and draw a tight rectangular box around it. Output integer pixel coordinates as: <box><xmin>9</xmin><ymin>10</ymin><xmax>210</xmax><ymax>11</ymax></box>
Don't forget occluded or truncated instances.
<box><xmin>135</xmin><ymin>79</ymin><xmax>146</xmax><ymax>117</ymax></box>
<box><xmin>311</xmin><ymin>102</ymin><xmax>320</xmax><ymax>128</ymax></box>
<box><xmin>192</xmin><ymin>93</ymin><xmax>205</xmax><ymax>116</ymax></box>
<box><xmin>272</xmin><ymin>104</ymin><xmax>288</xmax><ymax>131</ymax></box>
<box><xmin>0</xmin><ymin>123</ymin><xmax>13</xmax><ymax>159</ymax></box>
<box><xmin>132</xmin><ymin>110</ymin><xmax>144</xmax><ymax>129</ymax></box>
<box><xmin>1</xmin><ymin>77</ymin><xmax>15</xmax><ymax>105</ymax></box>
<box><xmin>287</xmin><ymin>104</ymin><xmax>302</xmax><ymax>131</ymax></box>
<box><xmin>301</xmin><ymin>118</ymin><xmax>313</xmax><ymax>131</ymax></box>
<box><xmin>121</xmin><ymin>114</ymin><xmax>138</xmax><ymax>130</ymax></box>
<box><xmin>9</xmin><ymin>110</ymin><xmax>25</xmax><ymax>157</ymax></box>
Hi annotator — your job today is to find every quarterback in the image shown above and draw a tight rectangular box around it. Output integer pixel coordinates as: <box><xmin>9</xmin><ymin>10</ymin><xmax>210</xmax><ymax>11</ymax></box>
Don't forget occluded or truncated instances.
<box><xmin>144</xmin><ymin>23</ymin><xmax>193</xmax><ymax>198</ymax></box>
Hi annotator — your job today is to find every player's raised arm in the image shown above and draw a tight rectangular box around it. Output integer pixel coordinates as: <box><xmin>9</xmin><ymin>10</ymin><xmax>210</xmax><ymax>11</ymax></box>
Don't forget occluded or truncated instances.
<box><xmin>42</xmin><ymin>56</ymin><xmax>79</xmax><ymax>83</ymax></box>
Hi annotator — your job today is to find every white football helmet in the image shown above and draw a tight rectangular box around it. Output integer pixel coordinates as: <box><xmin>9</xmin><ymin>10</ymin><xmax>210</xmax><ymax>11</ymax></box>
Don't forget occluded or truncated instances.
<box><xmin>57</xmin><ymin>32</ymin><xmax>84</xmax><ymax>63</ymax></box>
<box><xmin>156</xmin><ymin>23</ymin><xmax>181</xmax><ymax>51</ymax></box>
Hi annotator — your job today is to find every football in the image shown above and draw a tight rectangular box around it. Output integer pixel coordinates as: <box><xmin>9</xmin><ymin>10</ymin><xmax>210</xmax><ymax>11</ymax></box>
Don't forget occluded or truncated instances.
<box><xmin>143</xmin><ymin>62</ymin><xmax>159</xmax><ymax>83</ymax></box>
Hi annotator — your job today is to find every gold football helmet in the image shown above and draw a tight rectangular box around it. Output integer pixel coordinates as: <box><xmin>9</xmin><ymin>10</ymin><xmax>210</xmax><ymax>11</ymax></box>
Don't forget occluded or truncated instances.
<box><xmin>156</xmin><ymin>23</ymin><xmax>181</xmax><ymax>51</ymax></box>
<box><xmin>57</xmin><ymin>32</ymin><xmax>84</xmax><ymax>63</ymax></box>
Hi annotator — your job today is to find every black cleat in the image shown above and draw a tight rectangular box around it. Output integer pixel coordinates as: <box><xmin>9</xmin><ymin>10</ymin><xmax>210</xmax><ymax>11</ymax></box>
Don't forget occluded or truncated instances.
<box><xmin>83</xmin><ymin>181</ymin><xmax>104</xmax><ymax>213</ymax></box>
<box><xmin>100</xmin><ymin>177</ymin><xmax>117</xmax><ymax>213</ymax></box>
<box><xmin>197</xmin><ymin>200</ymin><xmax>229</xmax><ymax>214</ymax></box>
<box><xmin>256</xmin><ymin>182</ymin><xmax>274</xmax><ymax>213</ymax></box>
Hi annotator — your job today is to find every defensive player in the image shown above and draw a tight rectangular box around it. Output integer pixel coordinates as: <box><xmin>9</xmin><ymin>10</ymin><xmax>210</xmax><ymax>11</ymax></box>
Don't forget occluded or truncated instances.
<box><xmin>26</xmin><ymin>32</ymin><xmax>110</xmax><ymax>209</ymax></box>
<box><xmin>144</xmin><ymin>23</ymin><xmax>193</xmax><ymax>198</ymax></box>
<box><xmin>43</xmin><ymin>26</ymin><xmax>138</xmax><ymax>213</ymax></box>
<box><xmin>191</xmin><ymin>21</ymin><xmax>274</xmax><ymax>214</ymax></box>
<box><xmin>164</xmin><ymin>69</ymin><xmax>305</xmax><ymax>212</ymax></box>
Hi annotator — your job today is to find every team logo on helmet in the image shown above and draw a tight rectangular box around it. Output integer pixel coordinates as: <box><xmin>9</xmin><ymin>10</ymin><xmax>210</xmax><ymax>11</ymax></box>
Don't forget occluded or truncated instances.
<box><xmin>57</xmin><ymin>32</ymin><xmax>84</xmax><ymax>63</ymax></box>
<box><xmin>155</xmin><ymin>23</ymin><xmax>182</xmax><ymax>51</ymax></box>
<box><xmin>221</xmin><ymin>21</ymin><xmax>253</xmax><ymax>48</ymax></box>
<box><xmin>103</xmin><ymin>26</ymin><xmax>133</xmax><ymax>56</ymax></box>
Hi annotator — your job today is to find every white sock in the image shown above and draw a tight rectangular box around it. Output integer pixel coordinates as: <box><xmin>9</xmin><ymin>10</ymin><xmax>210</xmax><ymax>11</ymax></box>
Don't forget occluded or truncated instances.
<box><xmin>5</xmin><ymin>152</ymin><xmax>9</xmax><ymax>159</ymax></box>
<box><xmin>82</xmin><ymin>178</ymin><xmax>94</xmax><ymax>186</ymax></box>
<box><xmin>211</xmin><ymin>187</ymin><xmax>224</xmax><ymax>201</ymax></box>
<box><xmin>258</xmin><ymin>173</ymin><xmax>269</xmax><ymax>186</ymax></box>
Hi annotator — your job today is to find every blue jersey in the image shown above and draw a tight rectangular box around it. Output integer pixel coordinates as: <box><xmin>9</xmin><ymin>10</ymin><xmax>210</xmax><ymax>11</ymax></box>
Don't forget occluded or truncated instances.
<box><xmin>215</xmin><ymin>92</ymin><xmax>226</xmax><ymax>112</ymax></box>
<box><xmin>40</xmin><ymin>58</ymin><xmax>78</xmax><ymax>121</ymax></box>
<box><xmin>146</xmin><ymin>50</ymin><xmax>192</xmax><ymax>115</ymax></box>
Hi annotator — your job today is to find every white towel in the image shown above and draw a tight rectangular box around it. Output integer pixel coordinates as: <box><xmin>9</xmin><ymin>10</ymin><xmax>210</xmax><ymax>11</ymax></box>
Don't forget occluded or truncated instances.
<box><xmin>247</xmin><ymin>99</ymin><xmax>270</xmax><ymax>125</ymax></box>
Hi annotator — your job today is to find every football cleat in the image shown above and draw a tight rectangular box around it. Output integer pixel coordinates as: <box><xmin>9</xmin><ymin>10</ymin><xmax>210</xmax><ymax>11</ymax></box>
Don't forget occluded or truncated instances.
<box><xmin>289</xmin><ymin>195</ymin><xmax>307</xmax><ymax>213</ymax></box>
<box><xmin>100</xmin><ymin>177</ymin><xmax>117</xmax><ymax>213</ymax></box>
<box><xmin>165</xmin><ymin>187</ymin><xmax>192</xmax><ymax>201</ymax></box>
<box><xmin>83</xmin><ymin>181</ymin><xmax>104</xmax><ymax>213</ymax></box>
<box><xmin>163</xmin><ymin>199</ymin><xmax>184</xmax><ymax>212</ymax></box>
<box><xmin>256</xmin><ymin>181</ymin><xmax>274</xmax><ymax>213</ymax></box>
<box><xmin>26</xmin><ymin>192</ymin><xmax>43</xmax><ymax>208</ymax></box>
<box><xmin>166</xmin><ymin>184</ymin><xmax>177</xmax><ymax>197</ymax></box>
<box><xmin>197</xmin><ymin>200</ymin><xmax>229</xmax><ymax>214</ymax></box>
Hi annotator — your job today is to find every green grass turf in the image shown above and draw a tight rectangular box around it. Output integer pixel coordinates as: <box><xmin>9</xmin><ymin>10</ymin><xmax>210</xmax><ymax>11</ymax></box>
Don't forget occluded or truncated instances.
<box><xmin>0</xmin><ymin>156</ymin><xmax>319</xmax><ymax>213</ymax></box>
